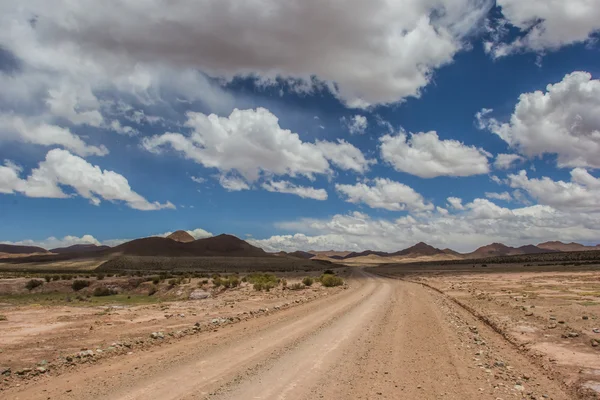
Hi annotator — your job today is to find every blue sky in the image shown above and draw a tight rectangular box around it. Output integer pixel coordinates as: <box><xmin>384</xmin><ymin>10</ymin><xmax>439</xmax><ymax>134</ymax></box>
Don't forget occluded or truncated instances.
<box><xmin>1</xmin><ymin>1</ymin><xmax>600</xmax><ymax>252</ymax></box>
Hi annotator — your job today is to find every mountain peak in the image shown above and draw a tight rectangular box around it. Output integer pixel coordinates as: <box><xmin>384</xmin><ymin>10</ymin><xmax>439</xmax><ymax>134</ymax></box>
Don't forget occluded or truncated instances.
<box><xmin>166</xmin><ymin>230</ymin><xmax>195</xmax><ymax>243</ymax></box>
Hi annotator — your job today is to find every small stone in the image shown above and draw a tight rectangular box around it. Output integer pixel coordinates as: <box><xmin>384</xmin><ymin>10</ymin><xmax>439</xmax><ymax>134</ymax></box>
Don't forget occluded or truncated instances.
<box><xmin>36</xmin><ymin>366</ymin><xmax>47</xmax><ymax>373</ymax></box>
<box><xmin>568</xmin><ymin>332</ymin><xmax>579</xmax><ymax>338</ymax></box>
<box><xmin>514</xmin><ymin>384</ymin><xmax>525</xmax><ymax>392</ymax></box>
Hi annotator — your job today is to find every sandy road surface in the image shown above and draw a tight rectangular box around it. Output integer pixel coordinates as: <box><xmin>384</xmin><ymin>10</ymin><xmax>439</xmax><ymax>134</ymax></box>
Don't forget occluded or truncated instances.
<box><xmin>6</xmin><ymin>270</ymin><xmax>575</xmax><ymax>400</ymax></box>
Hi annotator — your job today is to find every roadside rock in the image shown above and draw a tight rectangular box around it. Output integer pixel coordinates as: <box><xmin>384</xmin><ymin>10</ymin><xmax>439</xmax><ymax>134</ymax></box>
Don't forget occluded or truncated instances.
<box><xmin>189</xmin><ymin>290</ymin><xmax>211</xmax><ymax>300</ymax></box>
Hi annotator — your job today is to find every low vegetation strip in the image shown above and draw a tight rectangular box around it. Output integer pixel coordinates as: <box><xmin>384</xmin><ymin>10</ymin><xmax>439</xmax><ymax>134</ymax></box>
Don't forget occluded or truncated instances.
<box><xmin>96</xmin><ymin>256</ymin><xmax>332</xmax><ymax>273</ymax></box>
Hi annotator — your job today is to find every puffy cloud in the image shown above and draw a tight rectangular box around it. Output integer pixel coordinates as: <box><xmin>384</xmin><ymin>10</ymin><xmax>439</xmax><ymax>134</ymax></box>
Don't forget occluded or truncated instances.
<box><xmin>494</xmin><ymin>153</ymin><xmax>523</xmax><ymax>170</ymax></box>
<box><xmin>380</xmin><ymin>130</ymin><xmax>491</xmax><ymax>178</ymax></box>
<box><xmin>315</xmin><ymin>139</ymin><xmax>375</xmax><ymax>174</ymax></box>
<box><xmin>251</xmin><ymin>200</ymin><xmax>600</xmax><ymax>253</ymax></box>
<box><xmin>508</xmin><ymin>168</ymin><xmax>600</xmax><ymax>212</ymax></box>
<box><xmin>0</xmin><ymin>114</ymin><xmax>108</xmax><ymax>157</ymax></box>
<box><xmin>477</xmin><ymin>72</ymin><xmax>600</xmax><ymax>169</ymax></box>
<box><xmin>1</xmin><ymin>0</ymin><xmax>493</xmax><ymax>108</ymax></box>
<box><xmin>218</xmin><ymin>175</ymin><xmax>250</xmax><ymax>192</ymax></box>
<box><xmin>485</xmin><ymin>191</ymin><xmax>512</xmax><ymax>201</ymax></box>
<box><xmin>0</xmin><ymin>149</ymin><xmax>174</xmax><ymax>210</ymax></box>
<box><xmin>190</xmin><ymin>176</ymin><xmax>206</xmax><ymax>184</ymax></box>
<box><xmin>335</xmin><ymin>178</ymin><xmax>433</xmax><ymax>211</ymax></box>
<box><xmin>159</xmin><ymin>228</ymin><xmax>213</xmax><ymax>240</ymax></box>
<box><xmin>143</xmin><ymin>108</ymin><xmax>372</xmax><ymax>182</ymax></box>
<box><xmin>446</xmin><ymin>197</ymin><xmax>464</xmax><ymax>210</ymax></box>
<box><xmin>342</xmin><ymin>115</ymin><xmax>368</xmax><ymax>135</ymax></box>
<box><xmin>262</xmin><ymin>180</ymin><xmax>328</xmax><ymax>201</ymax></box>
<box><xmin>488</xmin><ymin>1</ymin><xmax>600</xmax><ymax>57</ymax></box>
<box><xmin>109</xmin><ymin>120</ymin><xmax>138</xmax><ymax>136</ymax></box>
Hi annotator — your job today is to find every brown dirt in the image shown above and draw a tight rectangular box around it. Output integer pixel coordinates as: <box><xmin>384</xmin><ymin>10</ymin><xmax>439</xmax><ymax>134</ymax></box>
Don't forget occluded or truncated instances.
<box><xmin>1</xmin><ymin>269</ymin><xmax>575</xmax><ymax>399</ymax></box>
<box><xmin>399</xmin><ymin>270</ymin><xmax>600</xmax><ymax>398</ymax></box>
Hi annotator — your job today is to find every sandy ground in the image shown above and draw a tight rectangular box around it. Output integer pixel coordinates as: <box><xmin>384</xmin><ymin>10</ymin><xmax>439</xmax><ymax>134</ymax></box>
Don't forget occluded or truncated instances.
<box><xmin>413</xmin><ymin>271</ymin><xmax>600</xmax><ymax>398</ymax></box>
<box><xmin>1</xmin><ymin>268</ymin><xmax>577</xmax><ymax>400</ymax></box>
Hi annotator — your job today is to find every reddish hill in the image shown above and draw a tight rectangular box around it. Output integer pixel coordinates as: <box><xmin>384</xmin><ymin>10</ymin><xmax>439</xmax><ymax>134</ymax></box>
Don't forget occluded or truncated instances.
<box><xmin>0</xmin><ymin>244</ymin><xmax>49</xmax><ymax>255</ymax></box>
<box><xmin>166</xmin><ymin>230</ymin><xmax>195</xmax><ymax>243</ymax></box>
<box><xmin>467</xmin><ymin>243</ymin><xmax>520</xmax><ymax>258</ymax></box>
<box><xmin>537</xmin><ymin>241</ymin><xmax>597</xmax><ymax>252</ymax></box>
<box><xmin>109</xmin><ymin>234</ymin><xmax>268</xmax><ymax>257</ymax></box>
<box><xmin>466</xmin><ymin>243</ymin><xmax>556</xmax><ymax>258</ymax></box>
<box><xmin>51</xmin><ymin>244</ymin><xmax>110</xmax><ymax>254</ymax></box>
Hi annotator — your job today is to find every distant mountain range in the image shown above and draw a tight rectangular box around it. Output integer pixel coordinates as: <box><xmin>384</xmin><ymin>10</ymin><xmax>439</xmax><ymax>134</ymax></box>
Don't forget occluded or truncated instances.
<box><xmin>0</xmin><ymin>233</ymin><xmax>268</xmax><ymax>259</ymax></box>
<box><xmin>0</xmin><ymin>236</ymin><xmax>598</xmax><ymax>262</ymax></box>
<box><xmin>282</xmin><ymin>241</ymin><xmax>600</xmax><ymax>263</ymax></box>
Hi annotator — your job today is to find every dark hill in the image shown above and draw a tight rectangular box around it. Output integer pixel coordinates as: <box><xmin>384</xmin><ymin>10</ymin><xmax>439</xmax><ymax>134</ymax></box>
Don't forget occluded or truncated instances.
<box><xmin>392</xmin><ymin>242</ymin><xmax>444</xmax><ymax>257</ymax></box>
<box><xmin>109</xmin><ymin>234</ymin><xmax>268</xmax><ymax>257</ymax></box>
<box><xmin>50</xmin><ymin>244</ymin><xmax>110</xmax><ymax>254</ymax></box>
<box><xmin>0</xmin><ymin>244</ymin><xmax>49</xmax><ymax>254</ymax></box>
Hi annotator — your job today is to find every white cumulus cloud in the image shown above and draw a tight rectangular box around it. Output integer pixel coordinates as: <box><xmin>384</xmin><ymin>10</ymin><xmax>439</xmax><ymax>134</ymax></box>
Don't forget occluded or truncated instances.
<box><xmin>488</xmin><ymin>1</ymin><xmax>600</xmax><ymax>57</ymax></box>
<box><xmin>380</xmin><ymin>130</ymin><xmax>491</xmax><ymax>178</ymax></box>
<box><xmin>335</xmin><ymin>178</ymin><xmax>433</xmax><ymax>212</ymax></box>
<box><xmin>477</xmin><ymin>72</ymin><xmax>600</xmax><ymax>169</ymax></box>
<box><xmin>342</xmin><ymin>115</ymin><xmax>368</xmax><ymax>135</ymax></box>
<box><xmin>0</xmin><ymin>149</ymin><xmax>174</xmax><ymax>210</ymax></box>
<box><xmin>262</xmin><ymin>180</ymin><xmax>327</xmax><ymax>201</ymax></box>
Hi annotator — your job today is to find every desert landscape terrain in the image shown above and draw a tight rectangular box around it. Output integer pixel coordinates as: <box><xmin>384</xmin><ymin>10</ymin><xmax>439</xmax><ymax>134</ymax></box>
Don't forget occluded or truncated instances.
<box><xmin>0</xmin><ymin>233</ymin><xmax>599</xmax><ymax>399</ymax></box>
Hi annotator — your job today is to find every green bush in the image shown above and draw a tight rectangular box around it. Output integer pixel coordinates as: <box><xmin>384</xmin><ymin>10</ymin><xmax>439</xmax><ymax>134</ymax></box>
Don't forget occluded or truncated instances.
<box><xmin>253</xmin><ymin>282</ymin><xmax>263</xmax><ymax>291</ymax></box>
<box><xmin>92</xmin><ymin>287</ymin><xmax>112</xmax><ymax>296</ymax></box>
<box><xmin>96</xmin><ymin>274</ymin><xmax>105</xmax><ymax>281</ymax></box>
<box><xmin>25</xmin><ymin>279</ymin><xmax>44</xmax><ymax>290</ymax></box>
<box><xmin>71</xmin><ymin>280</ymin><xmax>90</xmax><ymax>291</ymax></box>
<box><xmin>302</xmin><ymin>277</ymin><xmax>314</xmax><ymax>287</ymax></box>
<box><xmin>289</xmin><ymin>283</ymin><xmax>305</xmax><ymax>290</ymax></box>
<box><xmin>320</xmin><ymin>274</ymin><xmax>344</xmax><ymax>287</ymax></box>
<box><xmin>323</xmin><ymin>269</ymin><xmax>335</xmax><ymax>275</ymax></box>
<box><xmin>61</xmin><ymin>274</ymin><xmax>72</xmax><ymax>280</ymax></box>
<box><xmin>44</xmin><ymin>275</ymin><xmax>52</xmax><ymax>283</ymax></box>
<box><xmin>213</xmin><ymin>277</ymin><xmax>223</xmax><ymax>287</ymax></box>
<box><xmin>52</xmin><ymin>275</ymin><xmax>60</xmax><ymax>281</ymax></box>
<box><xmin>152</xmin><ymin>276</ymin><xmax>160</xmax><ymax>285</ymax></box>
<box><xmin>0</xmin><ymin>315</ymin><xmax>7</xmax><ymax>321</ymax></box>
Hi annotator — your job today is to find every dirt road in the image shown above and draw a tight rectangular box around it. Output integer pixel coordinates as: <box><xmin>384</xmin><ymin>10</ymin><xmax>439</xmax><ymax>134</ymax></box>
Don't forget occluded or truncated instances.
<box><xmin>5</xmin><ymin>270</ymin><xmax>575</xmax><ymax>400</ymax></box>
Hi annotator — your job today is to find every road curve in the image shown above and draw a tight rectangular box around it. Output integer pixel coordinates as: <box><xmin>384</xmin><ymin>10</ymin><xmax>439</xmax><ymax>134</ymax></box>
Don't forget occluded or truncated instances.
<box><xmin>6</xmin><ymin>269</ymin><xmax>574</xmax><ymax>400</ymax></box>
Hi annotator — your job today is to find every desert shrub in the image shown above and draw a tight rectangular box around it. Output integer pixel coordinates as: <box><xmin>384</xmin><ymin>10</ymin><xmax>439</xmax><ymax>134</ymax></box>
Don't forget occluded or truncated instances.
<box><xmin>281</xmin><ymin>278</ymin><xmax>287</xmax><ymax>288</ymax></box>
<box><xmin>201</xmin><ymin>279</ymin><xmax>209</xmax><ymax>285</ymax></box>
<box><xmin>212</xmin><ymin>273</ymin><xmax>221</xmax><ymax>280</ymax></box>
<box><xmin>25</xmin><ymin>279</ymin><xmax>44</xmax><ymax>291</ymax></box>
<box><xmin>96</xmin><ymin>273</ymin><xmax>105</xmax><ymax>280</ymax></box>
<box><xmin>92</xmin><ymin>287</ymin><xmax>112</xmax><ymax>297</ymax></box>
<box><xmin>323</xmin><ymin>269</ymin><xmax>335</xmax><ymax>275</ymax></box>
<box><xmin>320</xmin><ymin>274</ymin><xmax>344</xmax><ymax>287</ymax></box>
<box><xmin>44</xmin><ymin>275</ymin><xmax>52</xmax><ymax>283</ymax></box>
<box><xmin>168</xmin><ymin>278</ymin><xmax>178</xmax><ymax>286</ymax></box>
<box><xmin>0</xmin><ymin>315</ymin><xmax>7</xmax><ymax>321</ymax></box>
<box><xmin>52</xmin><ymin>275</ymin><xmax>60</xmax><ymax>281</ymax></box>
<box><xmin>213</xmin><ymin>277</ymin><xmax>223</xmax><ymax>287</ymax></box>
<box><xmin>289</xmin><ymin>283</ymin><xmax>305</xmax><ymax>290</ymax></box>
<box><xmin>152</xmin><ymin>276</ymin><xmax>160</xmax><ymax>285</ymax></box>
<box><xmin>228</xmin><ymin>276</ymin><xmax>240</xmax><ymax>288</ymax></box>
<box><xmin>71</xmin><ymin>280</ymin><xmax>90</xmax><ymax>291</ymax></box>
<box><xmin>61</xmin><ymin>274</ymin><xmax>72</xmax><ymax>280</ymax></box>
<box><xmin>246</xmin><ymin>273</ymin><xmax>278</xmax><ymax>286</ymax></box>
<box><xmin>148</xmin><ymin>286</ymin><xmax>158</xmax><ymax>296</ymax></box>
<box><xmin>241</xmin><ymin>276</ymin><xmax>247</xmax><ymax>283</ymax></box>
<box><xmin>222</xmin><ymin>278</ymin><xmax>231</xmax><ymax>288</ymax></box>
<box><xmin>253</xmin><ymin>282</ymin><xmax>263</xmax><ymax>291</ymax></box>
<box><xmin>302</xmin><ymin>277</ymin><xmax>314</xmax><ymax>287</ymax></box>
<box><xmin>129</xmin><ymin>278</ymin><xmax>144</xmax><ymax>288</ymax></box>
